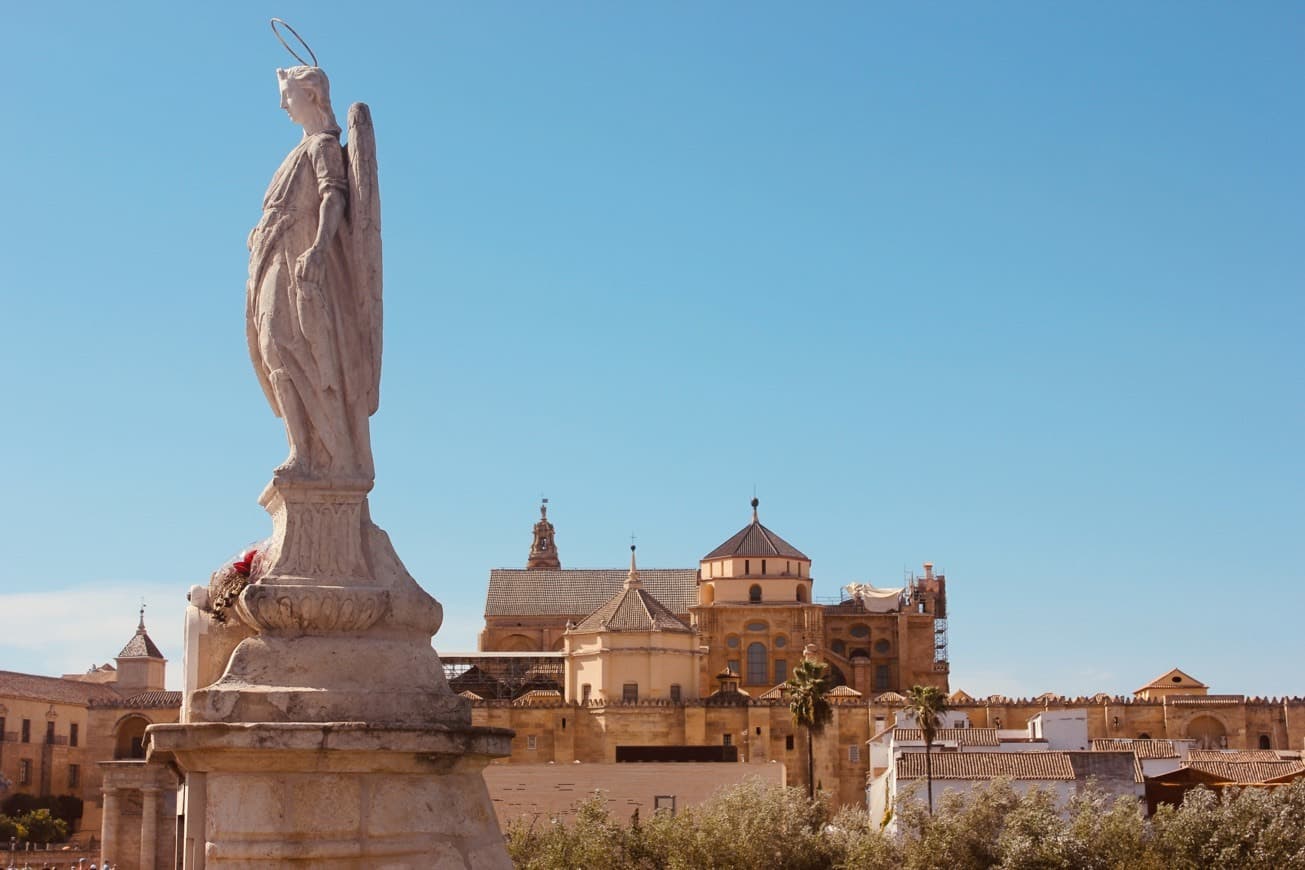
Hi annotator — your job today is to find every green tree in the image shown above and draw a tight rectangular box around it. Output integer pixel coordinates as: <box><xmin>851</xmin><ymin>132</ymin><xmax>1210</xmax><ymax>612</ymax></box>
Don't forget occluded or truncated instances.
<box><xmin>904</xmin><ymin>684</ymin><xmax>949</xmax><ymax>814</ymax></box>
<box><xmin>785</xmin><ymin>658</ymin><xmax>833</xmax><ymax>800</ymax></box>
<box><xmin>0</xmin><ymin>814</ymin><xmax>27</xmax><ymax>843</ymax></box>
<box><xmin>17</xmin><ymin>809</ymin><xmax>67</xmax><ymax>844</ymax></box>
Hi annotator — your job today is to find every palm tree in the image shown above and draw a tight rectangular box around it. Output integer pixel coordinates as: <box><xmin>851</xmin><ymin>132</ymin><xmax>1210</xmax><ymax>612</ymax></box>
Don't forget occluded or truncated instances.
<box><xmin>785</xmin><ymin>658</ymin><xmax>832</xmax><ymax>799</ymax></box>
<box><xmin>904</xmin><ymin>684</ymin><xmax>949</xmax><ymax>814</ymax></box>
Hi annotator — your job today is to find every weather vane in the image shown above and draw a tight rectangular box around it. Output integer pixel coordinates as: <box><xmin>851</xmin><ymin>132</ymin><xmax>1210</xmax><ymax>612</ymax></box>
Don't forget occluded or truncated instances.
<box><xmin>270</xmin><ymin>18</ymin><xmax>319</xmax><ymax>67</ymax></box>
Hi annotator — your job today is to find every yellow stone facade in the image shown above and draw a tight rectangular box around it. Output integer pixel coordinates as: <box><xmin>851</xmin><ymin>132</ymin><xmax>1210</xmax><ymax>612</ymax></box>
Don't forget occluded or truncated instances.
<box><xmin>481</xmin><ymin>500</ymin><xmax>950</xmax><ymax>699</ymax></box>
<box><xmin>0</xmin><ymin>615</ymin><xmax>180</xmax><ymax>866</ymax></box>
<box><xmin>468</xmin><ymin>502</ymin><xmax>1305</xmax><ymax>812</ymax></box>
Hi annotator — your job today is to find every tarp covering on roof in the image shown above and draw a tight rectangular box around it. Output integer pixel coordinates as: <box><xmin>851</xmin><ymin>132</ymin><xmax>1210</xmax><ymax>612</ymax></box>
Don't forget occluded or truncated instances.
<box><xmin>843</xmin><ymin>583</ymin><xmax>905</xmax><ymax>613</ymax></box>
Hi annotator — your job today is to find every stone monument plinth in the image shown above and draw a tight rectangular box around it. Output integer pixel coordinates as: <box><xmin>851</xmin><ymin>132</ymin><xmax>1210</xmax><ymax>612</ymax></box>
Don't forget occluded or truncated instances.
<box><xmin>150</xmin><ymin>724</ymin><xmax>510</xmax><ymax>869</ymax></box>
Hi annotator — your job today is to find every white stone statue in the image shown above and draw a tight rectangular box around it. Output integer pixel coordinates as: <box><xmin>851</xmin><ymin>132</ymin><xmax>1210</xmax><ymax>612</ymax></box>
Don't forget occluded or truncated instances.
<box><xmin>247</xmin><ymin>65</ymin><xmax>382</xmax><ymax>483</ymax></box>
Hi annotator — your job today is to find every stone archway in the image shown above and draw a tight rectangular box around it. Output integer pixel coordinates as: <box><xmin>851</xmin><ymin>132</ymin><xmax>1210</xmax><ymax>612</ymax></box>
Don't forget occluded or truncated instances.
<box><xmin>1186</xmin><ymin>714</ymin><xmax>1228</xmax><ymax>749</ymax></box>
<box><xmin>113</xmin><ymin>714</ymin><xmax>152</xmax><ymax>759</ymax></box>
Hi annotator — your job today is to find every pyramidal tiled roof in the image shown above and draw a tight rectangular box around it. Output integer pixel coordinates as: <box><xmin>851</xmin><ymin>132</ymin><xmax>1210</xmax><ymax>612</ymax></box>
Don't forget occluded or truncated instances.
<box><xmin>573</xmin><ymin>584</ymin><xmax>692</xmax><ymax>634</ymax></box>
<box><xmin>117</xmin><ymin>617</ymin><xmax>164</xmax><ymax>660</ymax></box>
<box><xmin>703</xmin><ymin>500</ymin><xmax>808</xmax><ymax>560</ymax></box>
<box><xmin>572</xmin><ymin>552</ymin><xmax>693</xmax><ymax>634</ymax></box>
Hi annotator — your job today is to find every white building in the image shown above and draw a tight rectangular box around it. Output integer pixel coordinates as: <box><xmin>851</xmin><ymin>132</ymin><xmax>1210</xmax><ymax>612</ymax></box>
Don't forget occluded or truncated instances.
<box><xmin>868</xmin><ymin>708</ymin><xmax>1144</xmax><ymax>829</ymax></box>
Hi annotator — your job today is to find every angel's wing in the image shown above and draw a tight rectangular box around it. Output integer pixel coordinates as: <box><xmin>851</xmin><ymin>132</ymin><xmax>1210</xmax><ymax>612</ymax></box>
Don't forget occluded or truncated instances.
<box><xmin>346</xmin><ymin>102</ymin><xmax>383</xmax><ymax>415</ymax></box>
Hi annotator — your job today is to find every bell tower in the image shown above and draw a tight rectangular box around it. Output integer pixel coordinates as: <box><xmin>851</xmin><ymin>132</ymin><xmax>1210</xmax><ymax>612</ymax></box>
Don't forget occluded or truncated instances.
<box><xmin>527</xmin><ymin>498</ymin><xmax>561</xmax><ymax>569</ymax></box>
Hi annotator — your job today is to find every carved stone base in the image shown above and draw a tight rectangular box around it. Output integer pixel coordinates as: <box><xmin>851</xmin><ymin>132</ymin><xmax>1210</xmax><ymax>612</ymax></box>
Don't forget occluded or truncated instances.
<box><xmin>188</xmin><ymin>635</ymin><xmax>469</xmax><ymax>725</ymax></box>
<box><xmin>191</xmin><ymin>474</ymin><xmax>460</xmax><ymax>725</ymax></box>
<box><xmin>149</xmin><ymin>722</ymin><xmax>513</xmax><ymax>870</ymax></box>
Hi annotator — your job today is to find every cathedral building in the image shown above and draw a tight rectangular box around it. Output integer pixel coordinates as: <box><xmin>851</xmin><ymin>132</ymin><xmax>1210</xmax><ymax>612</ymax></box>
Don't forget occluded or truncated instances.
<box><xmin>478</xmin><ymin>498</ymin><xmax>950</xmax><ymax>699</ymax></box>
<box><xmin>458</xmin><ymin>500</ymin><xmax>1305</xmax><ymax>815</ymax></box>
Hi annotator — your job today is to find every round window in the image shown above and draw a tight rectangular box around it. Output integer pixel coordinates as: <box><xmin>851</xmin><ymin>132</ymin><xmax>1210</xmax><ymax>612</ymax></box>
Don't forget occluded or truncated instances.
<box><xmin>726</xmin><ymin>636</ymin><xmax>740</xmax><ymax>649</ymax></box>
<box><xmin>849</xmin><ymin>624</ymin><xmax>870</xmax><ymax>638</ymax></box>
<box><xmin>746</xmin><ymin>622</ymin><xmax>767</xmax><ymax>632</ymax></box>
<box><xmin>874</xmin><ymin>639</ymin><xmax>890</xmax><ymax>654</ymax></box>
<box><xmin>774</xmin><ymin>636</ymin><xmax>787</xmax><ymax>648</ymax></box>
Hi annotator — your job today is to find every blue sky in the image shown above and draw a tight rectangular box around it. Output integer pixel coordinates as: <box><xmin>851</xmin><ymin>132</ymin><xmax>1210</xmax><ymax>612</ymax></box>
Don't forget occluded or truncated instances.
<box><xmin>1</xmin><ymin>3</ymin><xmax>1300</xmax><ymax>697</ymax></box>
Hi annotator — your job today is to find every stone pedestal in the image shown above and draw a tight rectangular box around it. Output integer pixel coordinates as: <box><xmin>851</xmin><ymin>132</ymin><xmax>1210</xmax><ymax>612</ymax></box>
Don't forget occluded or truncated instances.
<box><xmin>158</xmin><ymin>477</ymin><xmax>514</xmax><ymax>868</ymax></box>
<box><xmin>186</xmin><ymin>479</ymin><xmax>466</xmax><ymax>727</ymax></box>
<box><xmin>150</xmin><ymin>723</ymin><xmax>513</xmax><ymax>870</ymax></box>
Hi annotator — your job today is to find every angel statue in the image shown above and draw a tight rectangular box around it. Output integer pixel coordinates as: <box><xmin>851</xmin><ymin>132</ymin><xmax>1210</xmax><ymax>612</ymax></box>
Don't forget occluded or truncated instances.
<box><xmin>247</xmin><ymin>64</ymin><xmax>382</xmax><ymax>483</ymax></box>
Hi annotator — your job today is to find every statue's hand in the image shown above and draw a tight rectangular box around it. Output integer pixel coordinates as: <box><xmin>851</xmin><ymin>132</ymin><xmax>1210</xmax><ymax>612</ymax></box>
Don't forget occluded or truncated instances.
<box><xmin>295</xmin><ymin>247</ymin><xmax>326</xmax><ymax>287</ymax></box>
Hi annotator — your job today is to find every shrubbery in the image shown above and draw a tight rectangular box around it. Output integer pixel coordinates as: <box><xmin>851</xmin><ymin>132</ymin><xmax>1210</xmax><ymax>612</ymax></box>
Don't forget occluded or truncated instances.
<box><xmin>0</xmin><ymin>794</ymin><xmax>82</xmax><ymax>827</ymax></box>
<box><xmin>505</xmin><ymin>777</ymin><xmax>1305</xmax><ymax>869</ymax></box>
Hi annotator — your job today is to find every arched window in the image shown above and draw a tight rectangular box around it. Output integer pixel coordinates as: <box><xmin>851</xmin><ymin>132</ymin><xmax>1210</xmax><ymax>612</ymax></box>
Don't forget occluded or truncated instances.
<box><xmin>796</xmin><ymin>584</ymin><xmax>809</xmax><ymax>603</ymax></box>
<box><xmin>748</xmin><ymin>584</ymin><xmax>762</xmax><ymax>603</ymax></box>
<box><xmin>746</xmin><ymin>643</ymin><xmax>767</xmax><ymax>684</ymax></box>
<box><xmin>1259</xmin><ymin>734</ymin><xmax>1272</xmax><ymax>750</ymax></box>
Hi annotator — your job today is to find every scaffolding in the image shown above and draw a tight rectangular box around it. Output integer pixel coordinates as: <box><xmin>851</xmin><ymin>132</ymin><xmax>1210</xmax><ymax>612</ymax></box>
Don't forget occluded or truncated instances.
<box><xmin>441</xmin><ymin>652</ymin><xmax>565</xmax><ymax>700</ymax></box>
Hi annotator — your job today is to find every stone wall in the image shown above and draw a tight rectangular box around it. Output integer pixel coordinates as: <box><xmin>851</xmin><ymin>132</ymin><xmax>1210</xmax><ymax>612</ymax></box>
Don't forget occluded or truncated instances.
<box><xmin>483</xmin><ymin>761</ymin><xmax>786</xmax><ymax>827</ymax></box>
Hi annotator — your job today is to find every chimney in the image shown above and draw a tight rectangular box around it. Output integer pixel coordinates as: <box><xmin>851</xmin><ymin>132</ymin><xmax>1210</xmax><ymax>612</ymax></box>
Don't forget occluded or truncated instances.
<box><xmin>923</xmin><ymin>562</ymin><xmax>934</xmax><ymax>581</ymax></box>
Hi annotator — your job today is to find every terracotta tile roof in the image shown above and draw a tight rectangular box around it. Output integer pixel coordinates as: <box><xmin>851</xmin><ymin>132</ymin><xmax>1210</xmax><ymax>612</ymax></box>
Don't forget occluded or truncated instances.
<box><xmin>828</xmin><ymin>685</ymin><xmax>863</xmax><ymax>698</ymax></box>
<box><xmin>485</xmin><ymin>568</ymin><xmax>697</xmax><ymax>618</ymax></box>
<box><xmin>1188</xmin><ymin>749</ymin><xmax>1282</xmax><ymax>763</ymax></box>
<box><xmin>703</xmin><ymin>520</ymin><xmax>808</xmax><ymax>560</ymax></box>
<box><xmin>1165</xmin><ymin>694</ymin><xmax>1245</xmax><ymax>706</ymax></box>
<box><xmin>1092</xmin><ymin>738</ymin><xmax>1180</xmax><ymax>759</ymax></box>
<box><xmin>513</xmin><ymin>689</ymin><xmax>563</xmax><ymax>706</ymax></box>
<box><xmin>1186</xmin><ymin>760</ymin><xmax>1305</xmax><ymax>783</ymax></box>
<box><xmin>898</xmin><ymin>751</ymin><xmax>1076</xmax><ymax>781</ymax></box>
<box><xmin>0</xmin><ymin>670</ymin><xmax>121</xmax><ymax>706</ymax></box>
<box><xmin>117</xmin><ymin>628</ymin><xmax>165</xmax><ymax>659</ymax></box>
<box><xmin>571</xmin><ymin>583</ymin><xmax>692</xmax><ymax>634</ymax></box>
<box><xmin>109</xmin><ymin>690</ymin><xmax>182</xmax><ymax>709</ymax></box>
<box><xmin>895</xmin><ymin>728</ymin><xmax>1000</xmax><ymax>747</ymax></box>
<box><xmin>1066</xmin><ymin>750</ymin><xmax>1145</xmax><ymax>784</ymax></box>
<box><xmin>874</xmin><ymin>691</ymin><xmax>907</xmax><ymax>704</ymax></box>
<box><xmin>757</xmin><ymin>683</ymin><xmax>787</xmax><ymax>700</ymax></box>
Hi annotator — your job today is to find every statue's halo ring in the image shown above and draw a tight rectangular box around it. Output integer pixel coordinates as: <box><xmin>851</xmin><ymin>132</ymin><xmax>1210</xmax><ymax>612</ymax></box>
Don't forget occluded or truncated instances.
<box><xmin>270</xmin><ymin>18</ymin><xmax>319</xmax><ymax>68</ymax></box>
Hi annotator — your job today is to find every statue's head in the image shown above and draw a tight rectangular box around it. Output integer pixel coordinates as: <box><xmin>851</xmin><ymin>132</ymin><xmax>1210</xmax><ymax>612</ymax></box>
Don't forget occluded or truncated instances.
<box><xmin>277</xmin><ymin>65</ymin><xmax>339</xmax><ymax>134</ymax></box>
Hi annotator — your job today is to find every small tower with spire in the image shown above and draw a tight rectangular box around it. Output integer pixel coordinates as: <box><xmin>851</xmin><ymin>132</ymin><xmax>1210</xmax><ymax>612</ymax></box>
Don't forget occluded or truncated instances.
<box><xmin>114</xmin><ymin>603</ymin><xmax>167</xmax><ymax>691</ymax></box>
<box><xmin>527</xmin><ymin>498</ymin><xmax>561</xmax><ymax>569</ymax></box>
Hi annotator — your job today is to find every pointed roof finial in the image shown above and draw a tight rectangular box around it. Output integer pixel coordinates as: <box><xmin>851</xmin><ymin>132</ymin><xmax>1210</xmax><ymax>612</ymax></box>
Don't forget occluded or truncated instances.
<box><xmin>138</xmin><ymin>600</ymin><xmax>146</xmax><ymax>631</ymax></box>
<box><xmin>625</xmin><ymin>542</ymin><xmax>642</xmax><ymax>589</ymax></box>
<box><xmin>751</xmin><ymin>496</ymin><xmax>759</xmax><ymax>523</ymax></box>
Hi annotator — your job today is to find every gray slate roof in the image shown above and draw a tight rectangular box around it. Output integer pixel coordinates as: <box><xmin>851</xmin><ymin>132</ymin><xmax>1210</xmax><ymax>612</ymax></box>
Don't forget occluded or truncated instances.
<box><xmin>485</xmin><ymin>568</ymin><xmax>698</xmax><ymax>618</ymax></box>
<box><xmin>704</xmin><ymin>521</ymin><xmax>808</xmax><ymax>560</ymax></box>
<box><xmin>572</xmin><ymin>584</ymin><xmax>692</xmax><ymax>634</ymax></box>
